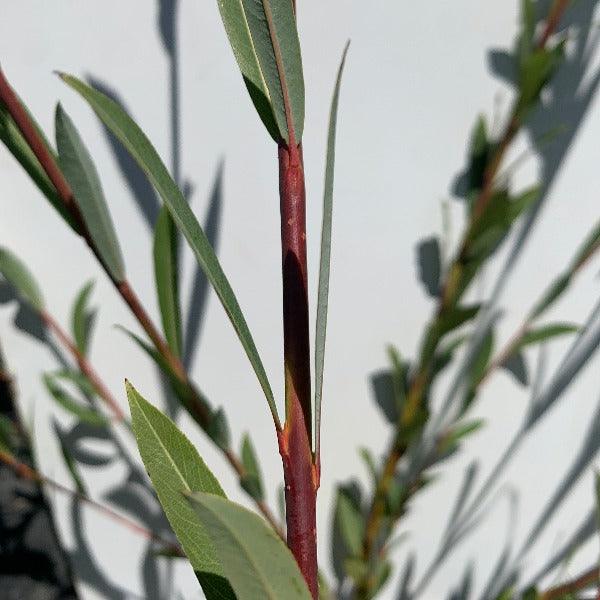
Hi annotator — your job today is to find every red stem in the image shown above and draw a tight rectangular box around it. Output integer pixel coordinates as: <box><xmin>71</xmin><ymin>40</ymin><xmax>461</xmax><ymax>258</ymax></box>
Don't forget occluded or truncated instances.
<box><xmin>277</xmin><ymin>143</ymin><xmax>318</xmax><ymax>598</ymax></box>
<box><xmin>41</xmin><ymin>310</ymin><xmax>126</xmax><ymax>421</ymax></box>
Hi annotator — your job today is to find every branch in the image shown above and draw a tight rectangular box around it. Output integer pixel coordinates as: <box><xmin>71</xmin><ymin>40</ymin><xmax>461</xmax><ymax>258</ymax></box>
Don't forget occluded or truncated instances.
<box><xmin>355</xmin><ymin>2</ymin><xmax>573</xmax><ymax>595</ymax></box>
<box><xmin>0</xmin><ymin>67</ymin><xmax>283</xmax><ymax>536</ymax></box>
<box><xmin>539</xmin><ymin>564</ymin><xmax>599</xmax><ymax>600</ymax></box>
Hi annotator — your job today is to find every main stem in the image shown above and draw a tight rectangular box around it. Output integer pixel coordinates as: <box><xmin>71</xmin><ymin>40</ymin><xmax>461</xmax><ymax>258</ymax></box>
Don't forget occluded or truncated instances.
<box><xmin>277</xmin><ymin>143</ymin><xmax>318</xmax><ymax>598</ymax></box>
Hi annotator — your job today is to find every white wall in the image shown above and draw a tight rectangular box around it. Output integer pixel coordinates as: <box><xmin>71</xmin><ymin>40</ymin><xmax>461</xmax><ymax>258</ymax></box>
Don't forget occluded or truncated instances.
<box><xmin>1</xmin><ymin>1</ymin><xmax>600</xmax><ymax>598</ymax></box>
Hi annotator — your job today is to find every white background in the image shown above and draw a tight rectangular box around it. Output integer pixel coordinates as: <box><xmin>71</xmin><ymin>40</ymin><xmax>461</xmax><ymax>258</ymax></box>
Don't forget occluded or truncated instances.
<box><xmin>1</xmin><ymin>1</ymin><xmax>600</xmax><ymax>598</ymax></box>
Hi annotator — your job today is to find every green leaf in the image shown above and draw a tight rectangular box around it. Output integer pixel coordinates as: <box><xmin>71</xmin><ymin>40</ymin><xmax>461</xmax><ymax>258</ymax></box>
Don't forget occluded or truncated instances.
<box><xmin>71</xmin><ymin>280</ymin><xmax>95</xmax><ymax>356</ymax></box>
<box><xmin>153</xmin><ymin>206</ymin><xmax>182</xmax><ymax>357</ymax></box>
<box><xmin>358</xmin><ymin>447</ymin><xmax>377</xmax><ymax>486</ymax></box>
<box><xmin>187</xmin><ymin>492</ymin><xmax>312</xmax><ymax>600</ymax></box>
<box><xmin>61</xmin><ymin>75</ymin><xmax>278</xmax><ymax>427</ymax></box>
<box><xmin>432</xmin><ymin>334</ymin><xmax>467</xmax><ymax>377</ymax></box>
<box><xmin>55</xmin><ymin>104</ymin><xmax>125</xmax><ymax>281</ymax></box>
<box><xmin>315</xmin><ymin>42</ymin><xmax>349</xmax><ymax>460</ymax></box>
<box><xmin>417</xmin><ymin>237</ymin><xmax>442</xmax><ymax>297</ymax></box>
<box><xmin>467</xmin><ymin>187</ymin><xmax>539</xmax><ymax>260</ymax></box>
<box><xmin>0</xmin><ymin>247</ymin><xmax>45</xmax><ymax>310</ymax></box>
<box><xmin>519</xmin><ymin>323</ymin><xmax>578</xmax><ymax>347</ymax></box>
<box><xmin>0</xmin><ymin>100</ymin><xmax>77</xmax><ymax>231</ymax></box>
<box><xmin>0</xmin><ymin>415</ymin><xmax>19</xmax><ymax>454</ymax></box>
<box><xmin>44</xmin><ymin>373</ymin><xmax>107</xmax><ymax>426</ymax></box>
<box><xmin>518</xmin><ymin>43</ymin><xmax>565</xmax><ymax>113</ymax></box>
<box><xmin>335</xmin><ymin>488</ymin><xmax>364</xmax><ymax>557</ymax></box>
<box><xmin>521</xmin><ymin>0</ymin><xmax>535</xmax><ymax>49</ymax></box>
<box><xmin>529</xmin><ymin>273</ymin><xmax>571</xmax><ymax>318</ymax></box>
<box><xmin>125</xmin><ymin>382</ymin><xmax>235</xmax><ymax>599</ymax></box>
<box><xmin>466</xmin><ymin>115</ymin><xmax>491</xmax><ymax>197</ymax></box>
<box><xmin>461</xmin><ymin>331</ymin><xmax>494</xmax><ymax>413</ymax></box>
<box><xmin>206</xmin><ymin>407</ymin><xmax>231</xmax><ymax>451</ymax></box>
<box><xmin>216</xmin><ymin>0</ymin><xmax>305</xmax><ymax>144</ymax></box>
<box><xmin>240</xmin><ymin>433</ymin><xmax>264</xmax><ymax>501</ymax></box>
<box><xmin>371</xmin><ymin>370</ymin><xmax>398</xmax><ymax>423</ymax></box>
<box><xmin>570</xmin><ymin>219</ymin><xmax>600</xmax><ymax>271</ymax></box>
<box><xmin>55</xmin><ymin>426</ymin><xmax>87</xmax><ymax>494</ymax></box>
<box><xmin>439</xmin><ymin>419</ymin><xmax>484</xmax><ymax>455</ymax></box>
<box><xmin>439</xmin><ymin>304</ymin><xmax>481</xmax><ymax>337</ymax></box>
<box><xmin>521</xmin><ymin>587</ymin><xmax>540</xmax><ymax>600</ymax></box>
<box><xmin>51</xmin><ymin>368</ymin><xmax>98</xmax><ymax>399</ymax></box>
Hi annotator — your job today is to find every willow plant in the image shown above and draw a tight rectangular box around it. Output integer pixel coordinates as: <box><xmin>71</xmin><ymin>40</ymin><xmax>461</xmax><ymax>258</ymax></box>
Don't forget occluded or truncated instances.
<box><xmin>1</xmin><ymin>0</ymin><xmax>600</xmax><ymax>599</ymax></box>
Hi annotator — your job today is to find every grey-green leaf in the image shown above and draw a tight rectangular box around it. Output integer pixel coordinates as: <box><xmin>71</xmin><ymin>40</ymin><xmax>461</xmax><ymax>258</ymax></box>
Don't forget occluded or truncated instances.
<box><xmin>334</xmin><ymin>487</ymin><xmax>364</xmax><ymax>557</ymax></box>
<box><xmin>125</xmin><ymin>382</ymin><xmax>235</xmax><ymax>599</ymax></box>
<box><xmin>44</xmin><ymin>373</ymin><xmax>107</xmax><ymax>426</ymax></box>
<box><xmin>187</xmin><ymin>492</ymin><xmax>311</xmax><ymax>600</ymax></box>
<box><xmin>519</xmin><ymin>323</ymin><xmax>579</xmax><ymax>347</ymax></box>
<box><xmin>529</xmin><ymin>273</ymin><xmax>571</xmax><ymax>319</ymax></box>
<box><xmin>0</xmin><ymin>247</ymin><xmax>45</xmax><ymax>310</ymax></box>
<box><xmin>217</xmin><ymin>0</ymin><xmax>305</xmax><ymax>143</ymax></box>
<box><xmin>240</xmin><ymin>433</ymin><xmax>264</xmax><ymax>501</ymax></box>
<box><xmin>315</xmin><ymin>42</ymin><xmax>349</xmax><ymax>460</ymax></box>
<box><xmin>61</xmin><ymin>75</ymin><xmax>278</xmax><ymax>428</ymax></box>
<box><xmin>71</xmin><ymin>280</ymin><xmax>95</xmax><ymax>356</ymax></box>
<box><xmin>55</xmin><ymin>424</ymin><xmax>88</xmax><ymax>494</ymax></box>
<box><xmin>154</xmin><ymin>206</ymin><xmax>182</xmax><ymax>357</ymax></box>
<box><xmin>571</xmin><ymin>219</ymin><xmax>600</xmax><ymax>271</ymax></box>
<box><xmin>55</xmin><ymin>104</ymin><xmax>125</xmax><ymax>281</ymax></box>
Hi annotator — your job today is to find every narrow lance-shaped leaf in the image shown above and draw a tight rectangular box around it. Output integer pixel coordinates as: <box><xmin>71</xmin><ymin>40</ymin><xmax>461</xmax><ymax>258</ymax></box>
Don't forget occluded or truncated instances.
<box><xmin>55</xmin><ymin>423</ymin><xmax>88</xmax><ymax>495</ymax></box>
<box><xmin>154</xmin><ymin>206</ymin><xmax>182</xmax><ymax>357</ymax></box>
<box><xmin>43</xmin><ymin>372</ymin><xmax>108</xmax><ymax>427</ymax></box>
<box><xmin>71</xmin><ymin>280</ymin><xmax>95</xmax><ymax>356</ymax></box>
<box><xmin>186</xmin><ymin>492</ymin><xmax>312</xmax><ymax>600</ymax></box>
<box><xmin>314</xmin><ymin>42</ymin><xmax>349</xmax><ymax>460</ymax></box>
<box><xmin>529</xmin><ymin>220</ymin><xmax>600</xmax><ymax>319</ymax></box>
<box><xmin>0</xmin><ymin>247</ymin><xmax>45</xmax><ymax>310</ymax></box>
<box><xmin>55</xmin><ymin>104</ymin><xmax>125</xmax><ymax>281</ymax></box>
<box><xmin>0</xmin><ymin>98</ymin><xmax>77</xmax><ymax>231</ymax></box>
<box><xmin>571</xmin><ymin>218</ymin><xmax>600</xmax><ymax>271</ymax></box>
<box><xmin>240</xmin><ymin>433</ymin><xmax>264</xmax><ymax>500</ymax></box>
<box><xmin>519</xmin><ymin>323</ymin><xmax>578</xmax><ymax>347</ymax></box>
<box><xmin>125</xmin><ymin>382</ymin><xmax>235</xmax><ymax>599</ymax></box>
<box><xmin>216</xmin><ymin>0</ymin><xmax>305</xmax><ymax>144</ymax></box>
<box><xmin>61</xmin><ymin>75</ymin><xmax>279</xmax><ymax>427</ymax></box>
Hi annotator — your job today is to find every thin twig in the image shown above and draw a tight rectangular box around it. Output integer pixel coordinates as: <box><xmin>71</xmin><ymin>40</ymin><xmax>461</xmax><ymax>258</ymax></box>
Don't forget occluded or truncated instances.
<box><xmin>40</xmin><ymin>309</ymin><xmax>126</xmax><ymax>421</ymax></box>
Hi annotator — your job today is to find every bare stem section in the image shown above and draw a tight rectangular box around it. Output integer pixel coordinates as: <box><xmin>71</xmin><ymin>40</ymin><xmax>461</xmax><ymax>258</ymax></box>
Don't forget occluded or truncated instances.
<box><xmin>277</xmin><ymin>143</ymin><xmax>318</xmax><ymax>598</ymax></box>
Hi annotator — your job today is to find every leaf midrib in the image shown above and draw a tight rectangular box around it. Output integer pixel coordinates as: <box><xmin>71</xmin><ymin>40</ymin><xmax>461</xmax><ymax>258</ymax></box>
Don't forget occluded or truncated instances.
<box><xmin>132</xmin><ymin>394</ymin><xmax>193</xmax><ymax>493</ymax></box>
<box><xmin>260</xmin><ymin>0</ymin><xmax>297</xmax><ymax>146</ymax></box>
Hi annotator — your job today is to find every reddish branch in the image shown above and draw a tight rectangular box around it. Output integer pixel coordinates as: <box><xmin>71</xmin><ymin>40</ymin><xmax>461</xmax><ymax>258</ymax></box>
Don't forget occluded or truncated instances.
<box><xmin>277</xmin><ymin>143</ymin><xmax>318</xmax><ymax>598</ymax></box>
<box><xmin>539</xmin><ymin>564</ymin><xmax>600</xmax><ymax>600</ymax></box>
<box><xmin>40</xmin><ymin>309</ymin><xmax>126</xmax><ymax>421</ymax></box>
